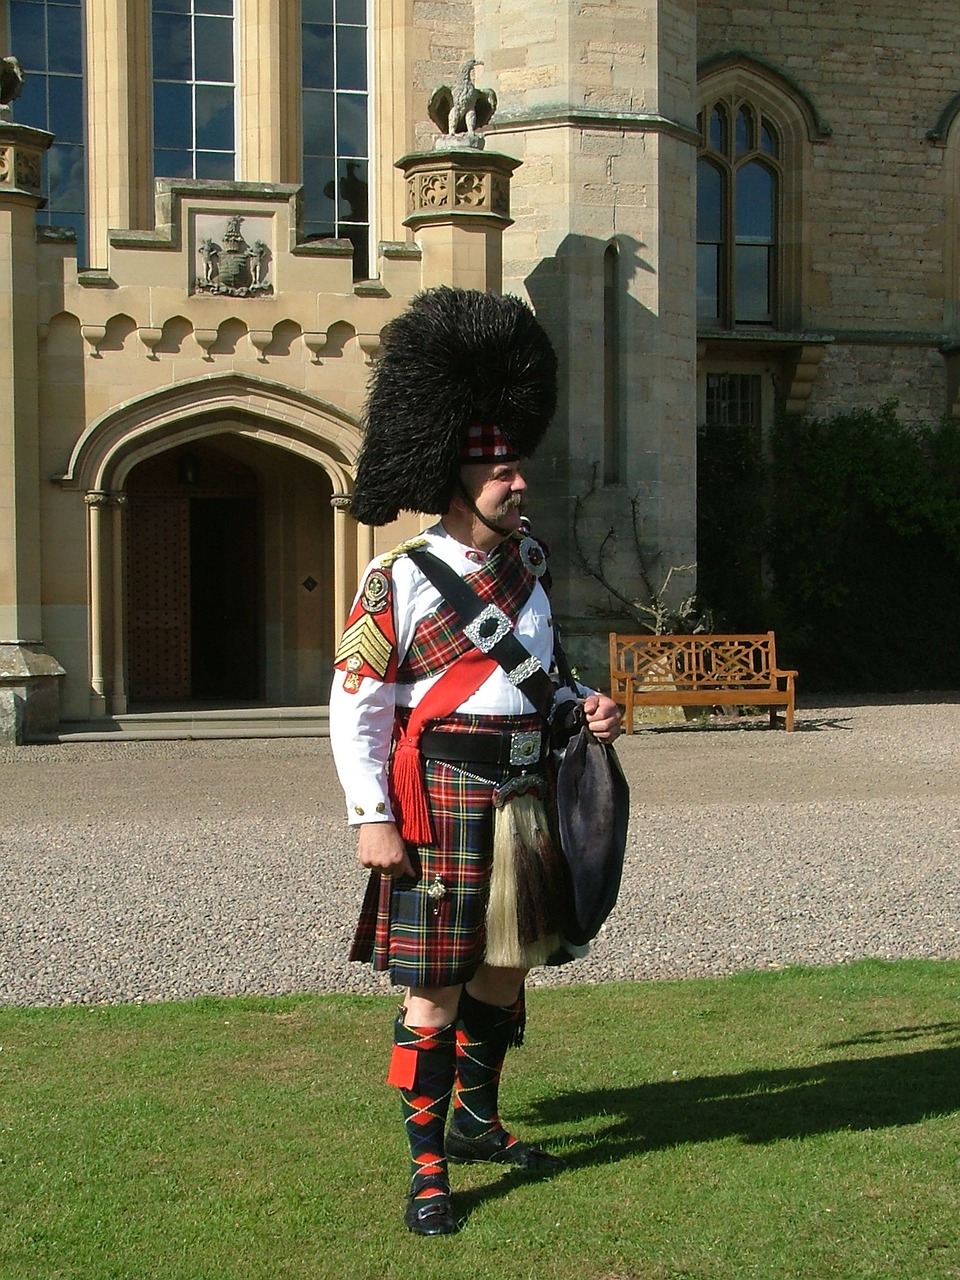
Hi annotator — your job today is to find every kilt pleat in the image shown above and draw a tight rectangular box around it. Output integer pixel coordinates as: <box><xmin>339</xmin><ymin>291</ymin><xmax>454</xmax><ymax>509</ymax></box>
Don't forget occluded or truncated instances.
<box><xmin>349</xmin><ymin>712</ymin><xmax>550</xmax><ymax>987</ymax></box>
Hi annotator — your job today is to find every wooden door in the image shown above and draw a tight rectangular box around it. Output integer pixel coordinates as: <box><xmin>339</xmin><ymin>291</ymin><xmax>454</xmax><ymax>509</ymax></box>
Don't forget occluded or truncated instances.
<box><xmin>125</xmin><ymin>496</ymin><xmax>191</xmax><ymax>701</ymax></box>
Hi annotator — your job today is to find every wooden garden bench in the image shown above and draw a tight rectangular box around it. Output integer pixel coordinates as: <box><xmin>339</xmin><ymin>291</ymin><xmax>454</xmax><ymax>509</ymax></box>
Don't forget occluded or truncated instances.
<box><xmin>609</xmin><ymin>631</ymin><xmax>797</xmax><ymax>733</ymax></box>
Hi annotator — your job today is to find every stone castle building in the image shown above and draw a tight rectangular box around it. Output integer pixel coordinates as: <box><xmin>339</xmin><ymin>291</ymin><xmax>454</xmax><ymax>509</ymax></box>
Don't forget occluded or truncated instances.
<box><xmin>1</xmin><ymin>0</ymin><xmax>958</xmax><ymax>740</ymax></box>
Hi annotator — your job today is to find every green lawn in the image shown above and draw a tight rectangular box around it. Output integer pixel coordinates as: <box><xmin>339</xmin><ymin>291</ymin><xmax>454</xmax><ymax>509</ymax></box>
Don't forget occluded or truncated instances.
<box><xmin>2</xmin><ymin>959</ymin><xmax>958</xmax><ymax>1280</ymax></box>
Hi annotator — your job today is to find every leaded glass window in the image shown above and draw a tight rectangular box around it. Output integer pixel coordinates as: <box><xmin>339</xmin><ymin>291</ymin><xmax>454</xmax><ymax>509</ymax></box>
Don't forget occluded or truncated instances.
<box><xmin>697</xmin><ymin>98</ymin><xmax>781</xmax><ymax>328</ymax></box>
<box><xmin>8</xmin><ymin>0</ymin><xmax>87</xmax><ymax>260</ymax></box>
<box><xmin>301</xmin><ymin>0</ymin><xmax>370</xmax><ymax>278</ymax></box>
<box><xmin>153</xmin><ymin>0</ymin><xmax>236</xmax><ymax>181</ymax></box>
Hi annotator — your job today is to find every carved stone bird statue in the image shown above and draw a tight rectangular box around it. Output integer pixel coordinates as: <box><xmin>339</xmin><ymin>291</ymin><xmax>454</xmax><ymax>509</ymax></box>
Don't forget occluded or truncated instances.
<box><xmin>0</xmin><ymin>55</ymin><xmax>25</xmax><ymax>116</ymax></box>
<box><xmin>428</xmin><ymin>59</ymin><xmax>497</xmax><ymax>143</ymax></box>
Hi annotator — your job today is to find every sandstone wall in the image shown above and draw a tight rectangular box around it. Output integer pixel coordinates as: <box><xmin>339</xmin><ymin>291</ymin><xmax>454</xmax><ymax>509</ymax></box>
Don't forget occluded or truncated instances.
<box><xmin>699</xmin><ymin>0</ymin><xmax>958</xmax><ymax>421</ymax></box>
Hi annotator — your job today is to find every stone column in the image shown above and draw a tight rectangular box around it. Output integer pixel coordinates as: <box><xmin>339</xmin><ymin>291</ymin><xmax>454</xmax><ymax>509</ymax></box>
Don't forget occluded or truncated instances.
<box><xmin>397</xmin><ymin>148</ymin><xmax>520</xmax><ymax>292</ymax></box>
<box><xmin>85</xmin><ymin>492</ymin><xmax>110</xmax><ymax>718</ymax></box>
<box><xmin>84</xmin><ymin>0</ymin><xmax>152</xmax><ymax>265</ymax></box>
<box><xmin>238</xmin><ymin>0</ymin><xmax>300</xmax><ymax>183</ymax></box>
<box><xmin>473</xmin><ymin>0</ymin><xmax>700</xmax><ymax>682</ymax></box>
<box><xmin>0</xmin><ymin>120</ymin><xmax>66</xmax><ymax>742</ymax></box>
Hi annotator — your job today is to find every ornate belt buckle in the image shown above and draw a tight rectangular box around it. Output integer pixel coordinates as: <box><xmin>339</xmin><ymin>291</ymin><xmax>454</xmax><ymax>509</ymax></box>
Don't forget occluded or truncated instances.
<box><xmin>464</xmin><ymin>603</ymin><xmax>512</xmax><ymax>653</ymax></box>
<box><xmin>509</xmin><ymin>729</ymin><xmax>542</xmax><ymax>767</ymax></box>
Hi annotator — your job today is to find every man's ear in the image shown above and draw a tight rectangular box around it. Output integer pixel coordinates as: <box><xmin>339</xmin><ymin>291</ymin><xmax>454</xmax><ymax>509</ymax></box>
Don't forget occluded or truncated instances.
<box><xmin>448</xmin><ymin>478</ymin><xmax>470</xmax><ymax>514</ymax></box>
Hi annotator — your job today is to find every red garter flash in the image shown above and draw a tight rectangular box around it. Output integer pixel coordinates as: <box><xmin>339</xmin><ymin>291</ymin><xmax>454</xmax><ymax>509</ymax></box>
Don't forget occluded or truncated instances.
<box><xmin>386</xmin><ymin>1044</ymin><xmax>419</xmax><ymax>1089</ymax></box>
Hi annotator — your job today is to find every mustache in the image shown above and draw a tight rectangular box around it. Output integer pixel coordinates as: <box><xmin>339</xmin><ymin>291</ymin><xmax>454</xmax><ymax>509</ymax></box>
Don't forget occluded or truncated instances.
<box><xmin>495</xmin><ymin>494</ymin><xmax>523</xmax><ymax>516</ymax></box>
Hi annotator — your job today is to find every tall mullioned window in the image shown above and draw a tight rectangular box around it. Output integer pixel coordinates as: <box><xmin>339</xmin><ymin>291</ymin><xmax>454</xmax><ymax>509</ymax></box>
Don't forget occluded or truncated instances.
<box><xmin>8</xmin><ymin>0</ymin><xmax>87</xmax><ymax>260</ymax></box>
<box><xmin>697</xmin><ymin>99</ymin><xmax>780</xmax><ymax>328</ymax></box>
<box><xmin>153</xmin><ymin>0</ymin><xmax>236</xmax><ymax>180</ymax></box>
<box><xmin>301</xmin><ymin>0</ymin><xmax>370</xmax><ymax>278</ymax></box>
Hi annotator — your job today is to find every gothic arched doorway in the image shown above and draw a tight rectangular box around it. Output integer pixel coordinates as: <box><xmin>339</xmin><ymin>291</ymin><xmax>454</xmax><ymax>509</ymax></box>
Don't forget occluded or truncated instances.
<box><xmin>125</xmin><ymin>440</ymin><xmax>261</xmax><ymax>703</ymax></box>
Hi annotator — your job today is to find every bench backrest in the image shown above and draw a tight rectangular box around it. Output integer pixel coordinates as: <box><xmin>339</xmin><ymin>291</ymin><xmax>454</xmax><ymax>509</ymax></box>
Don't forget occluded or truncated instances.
<box><xmin>609</xmin><ymin>632</ymin><xmax>780</xmax><ymax>691</ymax></box>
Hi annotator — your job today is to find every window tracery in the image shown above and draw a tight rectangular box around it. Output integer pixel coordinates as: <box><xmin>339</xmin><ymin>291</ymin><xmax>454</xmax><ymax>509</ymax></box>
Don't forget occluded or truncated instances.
<box><xmin>697</xmin><ymin>95</ymin><xmax>782</xmax><ymax>329</ymax></box>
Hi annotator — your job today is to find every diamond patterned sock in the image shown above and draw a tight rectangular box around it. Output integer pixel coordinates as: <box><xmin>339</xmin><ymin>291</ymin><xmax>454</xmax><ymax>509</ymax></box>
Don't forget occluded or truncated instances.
<box><xmin>451</xmin><ymin>987</ymin><xmax>522</xmax><ymax>1143</ymax></box>
<box><xmin>392</xmin><ymin>1016</ymin><xmax>456</xmax><ymax>1200</ymax></box>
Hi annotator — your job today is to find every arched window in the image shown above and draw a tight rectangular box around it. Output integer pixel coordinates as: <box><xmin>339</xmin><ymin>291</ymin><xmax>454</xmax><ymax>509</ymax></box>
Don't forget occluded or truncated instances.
<box><xmin>8</xmin><ymin>0</ymin><xmax>87</xmax><ymax>259</ymax></box>
<box><xmin>697</xmin><ymin>98</ymin><xmax>781</xmax><ymax>328</ymax></box>
<box><xmin>152</xmin><ymin>0</ymin><xmax>237</xmax><ymax>181</ymax></box>
<box><xmin>301</xmin><ymin>0</ymin><xmax>370</xmax><ymax>279</ymax></box>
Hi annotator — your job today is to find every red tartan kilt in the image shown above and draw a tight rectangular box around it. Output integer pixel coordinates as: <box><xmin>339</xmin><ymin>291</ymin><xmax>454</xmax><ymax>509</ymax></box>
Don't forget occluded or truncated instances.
<box><xmin>349</xmin><ymin>713</ymin><xmax>548</xmax><ymax>986</ymax></box>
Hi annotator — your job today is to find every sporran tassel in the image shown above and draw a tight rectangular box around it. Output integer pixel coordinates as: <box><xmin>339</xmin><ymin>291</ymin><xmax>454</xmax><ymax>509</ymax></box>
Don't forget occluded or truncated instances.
<box><xmin>485</xmin><ymin>786</ymin><xmax>570</xmax><ymax>969</ymax></box>
<box><xmin>485</xmin><ymin>801</ymin><xmax>524</xmax><ymax>968</ymax></box>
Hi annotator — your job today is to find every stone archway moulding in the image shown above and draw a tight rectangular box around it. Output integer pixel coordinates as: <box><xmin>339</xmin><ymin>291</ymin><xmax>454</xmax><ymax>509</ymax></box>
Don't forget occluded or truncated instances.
<box><xmin>55</xmin><ymin>369</ymin><xmax>362</xmax><ymax>496</ymax></box>
<box><xmin>58</xmin><ymin>371</ymin><xmax>371</xmax><ymax>718</ymax></box>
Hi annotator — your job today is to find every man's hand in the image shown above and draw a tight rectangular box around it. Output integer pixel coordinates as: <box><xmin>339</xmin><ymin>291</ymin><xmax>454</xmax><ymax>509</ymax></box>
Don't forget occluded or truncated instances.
<box><xmin>357</xmin><ymin>821</ymin><xmax>416</xmax><ymax>879</ymax></box>
<box><xmin>582</xmin><ymin>692</ymin><xmax>622</xmax><ymax>743</ymax></box>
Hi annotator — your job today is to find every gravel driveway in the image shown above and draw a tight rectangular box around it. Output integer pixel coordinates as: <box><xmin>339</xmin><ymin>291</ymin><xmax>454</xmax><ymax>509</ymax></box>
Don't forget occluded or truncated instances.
<box><xmin>1</xmin><ymin>695</ymin><xmax>958</xmax><ymax>1007</ymax></box>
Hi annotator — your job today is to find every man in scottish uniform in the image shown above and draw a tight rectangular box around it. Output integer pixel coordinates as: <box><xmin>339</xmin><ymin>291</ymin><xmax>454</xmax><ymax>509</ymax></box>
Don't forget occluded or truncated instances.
<box><xmin>330</xmin><ymin>287</ymin><xmax>621</xmax><ymax>1236</ymax></box>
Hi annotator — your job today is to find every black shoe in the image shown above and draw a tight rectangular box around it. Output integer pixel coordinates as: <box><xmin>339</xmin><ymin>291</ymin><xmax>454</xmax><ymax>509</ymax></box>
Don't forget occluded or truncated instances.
<box><xmin>445</xmin><ymin>1125</ymin><xmax>567</xmax><ymax>1172</ymax></box>
<box><xmin>404</xmin><ymin>1190</ymin><xmax>458</xmax><ymax>1236</ymax></box>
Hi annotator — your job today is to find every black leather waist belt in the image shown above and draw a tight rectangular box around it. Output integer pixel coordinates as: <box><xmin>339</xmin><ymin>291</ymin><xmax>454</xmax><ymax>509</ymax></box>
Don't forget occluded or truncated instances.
<box><xmin>420</xmin><ymin>727</ymin><xmax>546</xmax><ymax>768</ymax></box>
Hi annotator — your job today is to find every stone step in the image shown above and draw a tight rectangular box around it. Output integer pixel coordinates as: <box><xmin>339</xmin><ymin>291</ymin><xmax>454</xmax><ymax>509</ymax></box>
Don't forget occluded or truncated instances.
<box><xmin>47</xmin><ymin>705</ymin><xmax>331</xmax><ymax>743</ymax></box>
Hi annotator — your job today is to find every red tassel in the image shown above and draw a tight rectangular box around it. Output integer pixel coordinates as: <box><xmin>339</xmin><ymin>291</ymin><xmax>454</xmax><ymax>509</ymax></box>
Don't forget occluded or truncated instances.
<box><xmin>388</xmin><ymin>647</ymin><xmax>498</xmax><ymax>848</ymax></box>
<box><xmin>390</xmin><ymin>737</ymin><xmax>434</xmax><ymax>845</ymax></box>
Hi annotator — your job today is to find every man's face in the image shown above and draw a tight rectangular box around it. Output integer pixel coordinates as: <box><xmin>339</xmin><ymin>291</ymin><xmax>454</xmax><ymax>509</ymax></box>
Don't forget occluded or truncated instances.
<box><xmin>460</xmin><ymin>460</ymin><xmax>528</xmax><ymax>534</ymax></box>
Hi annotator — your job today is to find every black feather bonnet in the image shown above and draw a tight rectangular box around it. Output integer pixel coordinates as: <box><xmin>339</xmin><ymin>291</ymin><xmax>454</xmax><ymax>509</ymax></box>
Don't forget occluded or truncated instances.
<box><xmin>349</xmin><ymin>287</ymin><xmax>558</xmax><ymax>526</ymax></box>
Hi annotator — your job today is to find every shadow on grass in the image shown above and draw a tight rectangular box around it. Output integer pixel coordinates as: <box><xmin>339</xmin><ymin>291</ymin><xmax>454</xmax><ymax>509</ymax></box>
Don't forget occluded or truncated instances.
<box><xmin>454</xmin><ymin>1028</ymin><xmax>960</xmax><ymax>1221</ymax></box>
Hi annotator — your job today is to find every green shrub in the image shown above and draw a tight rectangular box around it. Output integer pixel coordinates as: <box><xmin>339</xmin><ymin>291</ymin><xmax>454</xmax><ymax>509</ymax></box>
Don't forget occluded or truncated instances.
<box><xmin>698</xmin><ymin>404</ymin><xmax>960</xmax><ymax>691</ymax></box>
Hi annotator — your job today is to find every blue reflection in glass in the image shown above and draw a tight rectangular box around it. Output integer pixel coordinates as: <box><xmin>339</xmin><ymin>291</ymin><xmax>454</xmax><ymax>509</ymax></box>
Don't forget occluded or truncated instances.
<box><xmin>336</xmin><ymin>93</ymin><xmax>367</xmax><ymax>157</ymax></box>
<box><xmin>195</xmin><ymin>84</ymin><xmax>234</xmax><ymax>150</ymax></box>
<box><xmin>154</xmin><ymin>149</ymin><xmax>194</xmax><ymax>179</ymax></box>
<box><xmin>197</xmin><ymin>0</ymin><xmax>233</xmax><ymax>13</ymax></box>
<box><xmin>13</xmin><ymin>76</ymin><xmax>47</xmax><ymax>129</ymax></box>
<box><xmin>8</xmin><ymin>3</ymin><xmax>47</xmax><ymax>71</ymax></box>
<box><xmin>195</xmin><ymin>16</ymin><xmax>233</xmax><ymax>82</ymax></box>
<box><xmin>336</xmin><ymin>25</ymin><xmax>367</xmax><ymax>90</ymax></box>
<box><xmin>48</xmin><ymin>75</ymin><xmax>84</xmax><ymax>143</ymax></box>
<box><xmin>154</xmin><ymin>0</ymin><xmax>190</xmax><ymax>11</ymax></box>
<box><xmin>336</xmin><ymin>0</ymin><xmax>366</xmax><ymax>25</ymax></box>
<box><xmin>154</xmin><ymin>81</ymin><xmax>192</xmax><ymax>150</ymax></box>
<box><xmin>47</xmin><ymin>5</ymin><xmax>83</xmax><ymax>74</ymax></box>
<box><xmin>153</xmin><ymin>12</ymin><xmax>192</xmax><ymax>81</ymax></box>
<box><xmin>761</xmin><ymin>123</ymin><xmax>778</xmax><ymax>157</ymax></box>
<box><xmin>196</xmin><ymin>151</ymin><xmax>235</xmax><ymax>179</ymax></box>
<box><xmin>302</xmin><ymin>90</ymin><xmax>335</xmax><ymax>156</ymax></box>
<box><xmin>47</xmin><ymin>142</ymin><xmax>85</xmax><ymax>210</ymax></box>
<box><xmin>302</xmin><ymin>0</ymin><xmax>333</xmax><ymax>19</ymax></box>
<box><xmin>302</xmin><ymin>23</ymin><xmax>334</xmax><ymax>90</ymax></box>
<box><xmin>736</xmin><ymin>161</ymin><xmax>774</xmax><ymax>241</ymax></box>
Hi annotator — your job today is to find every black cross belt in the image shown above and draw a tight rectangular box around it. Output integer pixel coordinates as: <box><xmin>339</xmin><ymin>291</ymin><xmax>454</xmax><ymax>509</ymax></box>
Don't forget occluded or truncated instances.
<box><xmin>408</xmin><ymin>547</ymin><xmax>556</xmax><ymax>720</ymax></box>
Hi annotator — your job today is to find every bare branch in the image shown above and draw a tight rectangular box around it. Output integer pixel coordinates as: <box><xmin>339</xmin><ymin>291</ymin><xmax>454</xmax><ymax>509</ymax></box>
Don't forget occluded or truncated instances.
<box><xmin>571</xmin><ymin>479</ymin><xmax>708</xmax><ymax>633</ymax></box>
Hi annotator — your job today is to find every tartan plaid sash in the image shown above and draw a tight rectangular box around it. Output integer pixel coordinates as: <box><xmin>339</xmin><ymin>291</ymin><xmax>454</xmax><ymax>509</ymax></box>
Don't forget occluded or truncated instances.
<box><xmin>389</xmin><ymin>538</ymin><xmax>543</xmax><ymax>845</ymax></box>
<box><xmin>399</xmin><ymin>539</ymin><xmax>535</xmax><ymax>681</ymax></box>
